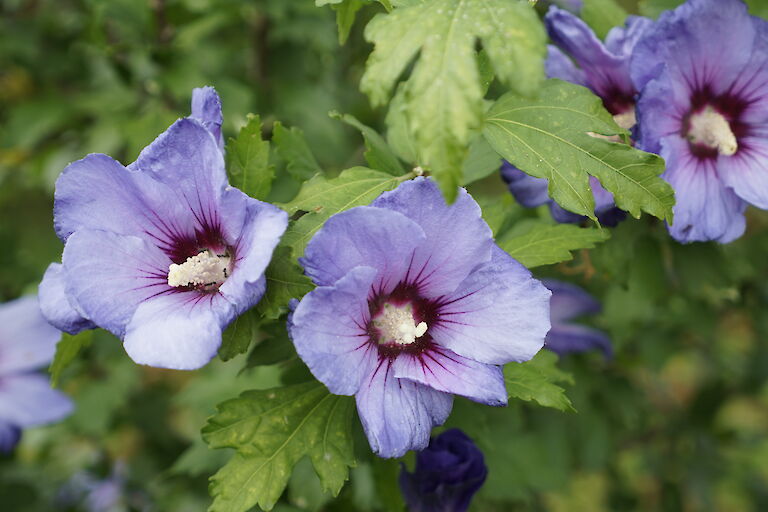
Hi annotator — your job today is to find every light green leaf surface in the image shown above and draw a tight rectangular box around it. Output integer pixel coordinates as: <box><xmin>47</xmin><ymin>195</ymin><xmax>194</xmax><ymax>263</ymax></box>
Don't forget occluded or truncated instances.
<box><xmin>272</xmin><ymin>122</ymin><xmax>323</xmax><ymax>181</ymax></box>
<box><xmin>331</xmin><ymin>111</ymin><xmax>405</xmax><ymax>176</ymax></box>
<box><xmin>581</xmin><ymin>0</ymin><xmax>627</xmax><ymax>39</ymax></box>
<box><xmin>362</xmin><ymin>0</ymin><xmax>546</xmax><ymax>200</ymax></box>
<box><xmin>49</xmin><ymin>330</ymin><xmax>92</xmax><ymax>388</ymax></box>
<box><xmin>504</xmin><ymin>351</ymin><xmax>575</xmax><ymax>412</ymax></box>
<box><xmin>226</xmin><ymin>114</ymin><xmax>273</xmax><ymax>200</ymax></box>
<box><xmin>484</xmin><ymin>80</ymin><xmax>674</xmax><ymax>223</ymax></box>
<box><xmin>279</xmin><ymin>167</ymin><xmax>410</xmax><ymax>256</ymax></box>
<box><xmin>498</xmin><ymin>222</ymin><xmax>610</xmax><ymax>268</ymax></box>
<box><xmin>218</xmin><ymin>310</ymin><xmax>258</xmax><ymax>362</ymax></box>
<box><xmin>203</xmin><ymin>382</ymin><xmax>356</xmax><ymax>512</ymax></box>
<box><xmin>255</xmin><ymin>246</ymin><xmax>314</xmax><ymax>320</ymax></box>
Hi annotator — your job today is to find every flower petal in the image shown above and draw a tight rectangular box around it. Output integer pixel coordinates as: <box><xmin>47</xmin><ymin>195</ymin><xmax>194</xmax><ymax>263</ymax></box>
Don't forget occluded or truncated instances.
<box><xmin>661</xmin><ymin>137</ymin><xmax>746</xmax><ymax>243</ymax></box>
<box><xmin>717</xmin><ymin>134</ymin><xmax>768</xmax><ymax>208</ymax></box>
<box><xmin>630</xmin><ymin>0</ymin><xmax>755</xmax><ymax>95</ymax></box>
<box><xmin>130</xmin><ymin>118</ymin><xmax>228</xmax><ymax>234</ymax></box>
<box><xmin>0</xmin><ymin>373</ymin><xmax>73</xmax><ymax>427</ymax></box>
<box><xmin>54</xmin><ymin>153</ymin><xmax>196</xmax><ymax>244</ymax></box>
<box><xmin>546</xmin><ymin>324</ymin><xmax>613</xmax><ymax>358</ymax></box>
<box><xmin>0</xmin><ymin>295</ymin><xmax>62</xmax><ymax>375</ymax></box>
<box><xmin>61</xmin><ymin>229</ymin><xmax>173</xmax><ymax>337</ymax></box>
<box><xmin>0</xmin><ymin>422</ymin><xmax>21</xmax><ymax>453</ymax></box>
<box><xmin>289</xmin><ymin>266</ymin><xmax>380</xmax><ymax>395</ymax></box>
<box><xmin>392</xmin><ymin>346</ymin><xmax>507</xmax><ymax>406</ymax></box>
<box><xmin>123</xmin><ymin>293</ymin><xmax>232</xmax><ymax>370</ymax></box>
<box><xmin>545</xmin><ymin>6</ymin><xmax>634</xmax><ymax>103</ymax></box>
<box><xmin>191</xmin><ymin>86</ymin><xmax>224</xmax><ymax>149</ymax></box>
<box><xmin>300</xmin><ymin>206</ymin><xmax>426</xmax><ymax>289</ymax></box>
<box><xmin>543</xmin><ymin>279</ymin><xmax>601</xmax><ymax>324</ymax></box>
<box><xmin>38</xmin><ymin>263</ymin><xmax>95</xmax><ymax>335</ymax></box>
<box><xmin>429</xmin><ymin>247</ymin><xmax>550</xmax><ymax>365</ymax></box>
<box><xmin>355</xmin><ymin>361</ymin><xmax>453</xmax><ymax>458</ymax></box>
<box><xmin>371</xmin><ymin>178</ymin><xmax>493</xmax><ymax>297</ymax></box>
<box><xmin>545</xmin><ymin>45</ymin><xmax>588</xmax><ymax>87</ymax></box>
<box><xmin>218</xmin><ymin>189</ymin><xmax>288</xmax><ymax>315</ymax></box>
<box><xmin>500</xmin><ymin>162</ymin><xmax>551</xmax><ymax>208</ymax></box>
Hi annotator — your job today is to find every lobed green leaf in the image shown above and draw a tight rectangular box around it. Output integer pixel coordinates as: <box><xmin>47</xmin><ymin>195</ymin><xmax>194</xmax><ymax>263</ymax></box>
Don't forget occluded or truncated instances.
<box><xmin>498</xmin><ymin>222</ymin><xmax>610</xmax><ymax>268</ymax></box>
<box><xmin>504</xmin><ymin>351</ymin><xmax>575</xmax><ymax>412</ymax></box>
<box><xmin>226</xmin><ymin>114</ymin><xmax>273</xmax><ymax>201</ymax></box>
<box><xmin>272</xmin><ymin>122</ymin><xmax>323</xmax><ymax>182</ymax></box>
<box><xmin>362</xmin><ymin>0</ymin><xmax>546</xmax><ymax>200</ymax></box>
<box><xmin>49</xmin><ymin>330</ymin><xmax>93</xmax><ymax>388</ymax></box>
<box><xmin>278</xmin><ymin>166</ymin><xmax>410</xmax><ymax>257</ymax></box>
<box><xmin>203</xmin><ymin>382</ymin><xmax>356</xmax><ymax>512</ymax></box>
<box><xmin>484</xmin><ymin>80</ymin><xmax>674</xmax><ymax>223</ymax></box>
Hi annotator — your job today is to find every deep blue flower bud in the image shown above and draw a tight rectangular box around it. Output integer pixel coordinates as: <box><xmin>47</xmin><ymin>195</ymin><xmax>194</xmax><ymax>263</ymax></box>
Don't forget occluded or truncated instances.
<box><xmin>399</xmin><ymin>429</ymin><xmax>487</xmax><ymax>512</ymax></box>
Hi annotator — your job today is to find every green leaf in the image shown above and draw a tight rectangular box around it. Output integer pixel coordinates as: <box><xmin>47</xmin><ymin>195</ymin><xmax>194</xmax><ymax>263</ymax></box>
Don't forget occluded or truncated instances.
<box><xmin>49</xmin><ymin>330</ymin><xmax>92</xmax><ymax>388</ymax></box>
<box><xmin>362</xmin><ymin>0</ymin><xmax>546</xmax><ymax>200</ymax></box>
<box><xmin>331</xmin><ymin>111</ymin><xmax>405</xmax><ymax>176</ymax></box>
<box><xmin>504</xmin><ymin>351</ymin><xmax>575</xmax><ymax>412</ymax></box>
<box><xmin>203</xmin><ymin>382</ymin><xmax>356</xmax><ymax>512</ymax></box>
<box><xmin>219</xmin><ymin>310</ymin><xmax>258</xmax><ymax>362</ymax></box>
<box><xmin>638</xmin><ymin>0</ymin><xmax>683</xmax><ymax>18</ymax></box>
<box><xmin>498</xmin><ymin>222</ymin><xmax>610</xmax><ymax>268</ymax></box>
<box><xmin>483</xmin><ymin>80</ymin><xmax>675</xmax><ymax>223</ymax></box>
<box><xmin>279</xmin><ymin>167</ymin><xmax>410</xmax><ymax>256</ymax></box>
<box><xmin>332</xmin><ymin>0</ymin><xmax>364</xmax><ymax>45</ymax></box>
<box><xmin>226</xmin><ymin>114</ymin><xmax>273</xmax><ymax>200</ymax></box>
<box><xmin>255</xmin><ymin>246</ymin><xmax>314</xmax><ymax>320</ymax></box>
<box><xmin>462</xmin><ymin>133</ymin><xmax>501</xmax><ymax>185</ymax></box>
<box><xmin>245</xmin><ymin>323</ymin><xmax>297</xmax><ymax>369</ymax></box>
<box><xmin>273</xmin><ymin>121</ymin><xmax>323</xmax><ymax>181</ymax></box>
<box><xmin>581</xmin><ymin>0</ymin><xmax>628</xmax><ymax>40</ymax></box>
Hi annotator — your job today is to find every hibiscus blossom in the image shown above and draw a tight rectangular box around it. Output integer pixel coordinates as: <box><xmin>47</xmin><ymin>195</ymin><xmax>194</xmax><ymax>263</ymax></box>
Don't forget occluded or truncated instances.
<box><xmin>39</xmin><ymin>88</ymin><xmax>287</xmax><ymax>370</ymax></box>
<box><xmin>288</xmin><ymin>178</ymin><xmax>551</xmax><ymax>457</ymax></box>
<box><xmin>0</xmin><ymin>296</ymin><xmax>72</xmax><ymax>452</ymax></box>
<box><xmin>631</xmin><ymin>0</ymin><xmax>768</xmax><ymax>242</ymax></box>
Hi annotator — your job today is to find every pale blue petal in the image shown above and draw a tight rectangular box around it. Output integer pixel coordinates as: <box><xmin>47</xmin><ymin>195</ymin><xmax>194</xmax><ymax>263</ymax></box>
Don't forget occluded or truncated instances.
<box><xmin>429</xmin><ymin>247</ymin><xmax>550</xmax><ymax>365</ymax></box>
<box><xmin>0</xmin><ymin>373</ymin><xmax>73</xmax><ymax>427</ymax></box>
<box><xmin>371</xmin><ymin>178</ymin><xmax>493</xmax><ymax>297</ymax></box>
<box><xmin>0</xmin><ymin>295</ymin><xmax>62</xmax><ymax>375</ymax></box>
<box><xmin>355</xmin><ymin>361</ymin><xmax>453</xmax><ymax>458</ymax></box>
<box><xmin>38</xmin><ymin>263</ymin><xmax>95</xmax><ymax>335</ymax></box>
<box><xmin>289</xmin><ymin>266</ymin><xmax>380</xmax><ymax>395</ymax></box>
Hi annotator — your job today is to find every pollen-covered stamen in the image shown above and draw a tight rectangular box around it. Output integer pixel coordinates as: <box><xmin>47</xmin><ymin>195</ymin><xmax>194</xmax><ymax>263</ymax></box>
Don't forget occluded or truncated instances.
<box><xmin>687</xmin><ymin>106</ymin><xmax>738</xmax><ymax>156</ymax></box>
<box><xmin>167</xmin><ymin>250</ymin><xmax>231</xmax><ymax>288</ymax></box>
<box><xmin>373</xmin><ymin>303</ymin><xmax>428</xmax><ymax>345</ymax></box>
<box><xmin>613</xmin><ymin>107</ymin><xmax>636</xmax><ymax>131</ymax></box>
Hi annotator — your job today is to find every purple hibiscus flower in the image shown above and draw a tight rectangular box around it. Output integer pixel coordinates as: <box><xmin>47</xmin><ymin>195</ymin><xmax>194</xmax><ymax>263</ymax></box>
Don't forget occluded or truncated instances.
<box><xmin>288</xmin><ymin>178</ymin><xmax>551</xmax><ymax>458</ymax></box>
<box><xmin>543</xmin><ymin>280</ymin><xmax>612</xmax><ymax>358</ymax></box>
<box><xmin>0</xmin><ymin>296</ymin><xmax>73</xmax><ymax>452</ymax></box>
<box><xmin>502</xmin><ymin>7</ymin><xmax>650</xmax><ymax>226</ymax></box>
<box><xmin>38</xmin><ymin>87</ymin><xmax>287</xmax><ymax>370</ymax></box>
<box><xmin>631</xmin><ymin>0</ymin><xmax>768</xmax><ymax>243</ymax></box>
<box><xmin>399</xmin><ymin>429</ymin><xmax>487</xmax><ymax>512</ymax></box>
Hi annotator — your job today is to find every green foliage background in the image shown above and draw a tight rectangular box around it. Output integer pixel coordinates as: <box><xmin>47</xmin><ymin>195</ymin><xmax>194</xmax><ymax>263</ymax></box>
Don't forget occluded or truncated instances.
<box><xmin>2</xmin><ymin>0</ymin><xmax>768</xmax><ymax>511</ymax></box>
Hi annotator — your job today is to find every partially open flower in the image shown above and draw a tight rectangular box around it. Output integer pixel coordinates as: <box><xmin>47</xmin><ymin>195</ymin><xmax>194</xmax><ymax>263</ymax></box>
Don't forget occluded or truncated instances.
<box><xmin>288</xmin><ymin>178</ymin><xmax>551</xmax><ymax>457</ymax></box>
<box><xmin>399</xmin><ymin>429</ymin><xmax>487</xmax><ymax>512</ymax></box>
